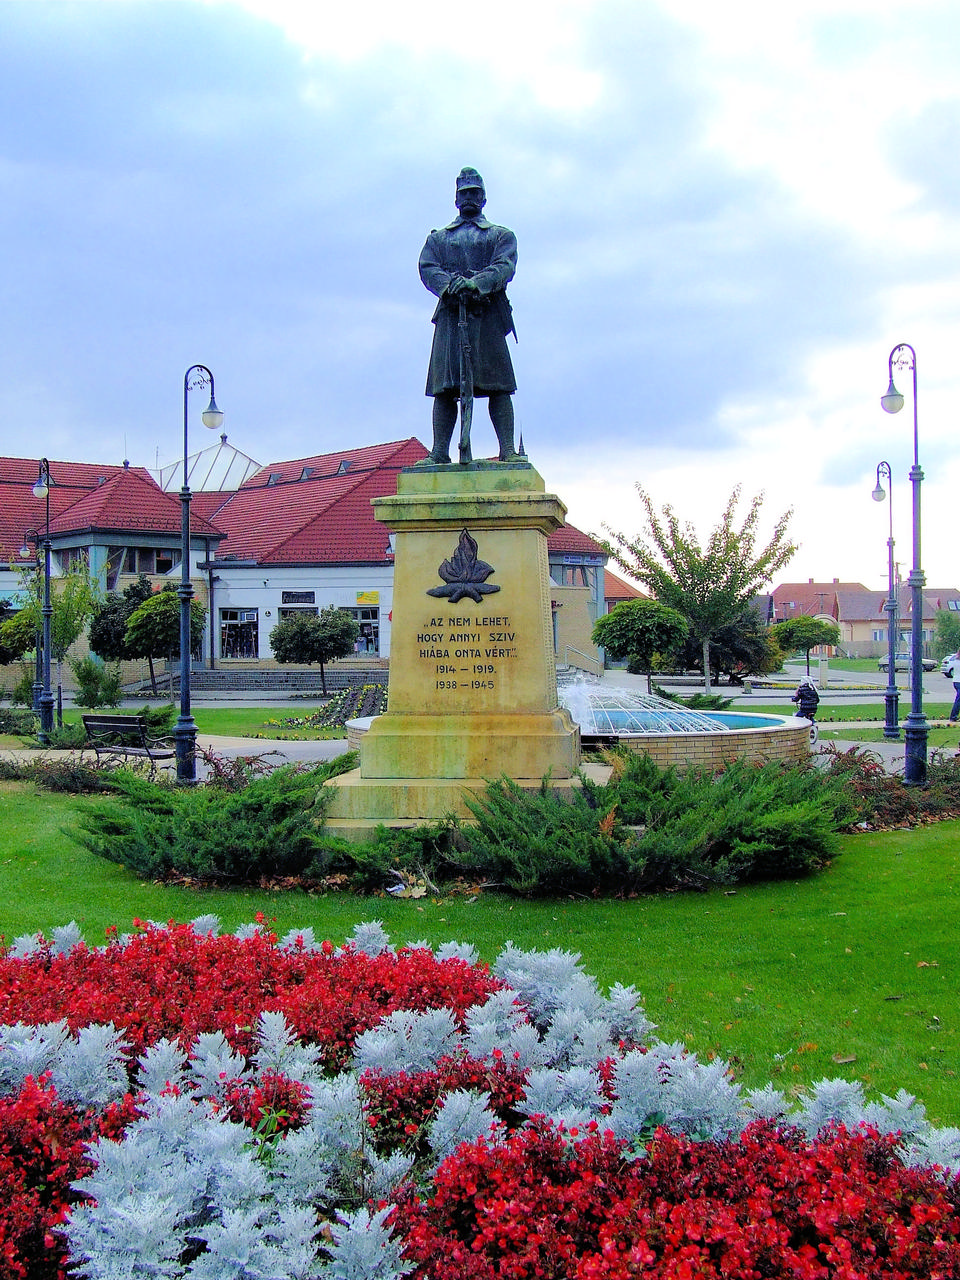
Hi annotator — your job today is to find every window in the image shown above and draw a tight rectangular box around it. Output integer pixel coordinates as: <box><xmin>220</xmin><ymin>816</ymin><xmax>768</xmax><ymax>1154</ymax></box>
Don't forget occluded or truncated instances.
<box><xmin>119</xmin><ymin>547</ymin><xmax>181</xmax><ymax>576</ymax></box>
<box><xmin>553</xmin><ymin>564</ymin><xmax>591</xmax><ymax>588</ymax></box>
<box><xmin>873</xmin><ymin>629</ymin><xmax>886</xmax><ymax>642</ymax></box>
<box><xmin>348</xmin><ymin>606</ymin><xmax>379</xmax><ymax>655</ymax></box>
<box><xmin>278</xmin><ymin>607</ymin><xmax>318</xmax><ymax>620</ymax></box>
<box><xmin>220</xmin><ymin>608</ymin><xmax>258</xmax><ymax>658</ymax></box>
<box><xmin>63</xmin><ymin>547</ymin><xmax>90</xmax><ymax>572</ymax></box>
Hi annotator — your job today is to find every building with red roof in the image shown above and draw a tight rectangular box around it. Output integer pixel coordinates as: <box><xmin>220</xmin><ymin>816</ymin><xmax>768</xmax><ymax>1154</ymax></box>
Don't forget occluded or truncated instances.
<box><xmin>0</xmin><ymin>439</ymin><xmax>610</xmax><ymax>681</ymax></box>
<box><xmin>771</xmin><ymin>577</ymin><xmax>960</xmax><ymax>658</ymax></box>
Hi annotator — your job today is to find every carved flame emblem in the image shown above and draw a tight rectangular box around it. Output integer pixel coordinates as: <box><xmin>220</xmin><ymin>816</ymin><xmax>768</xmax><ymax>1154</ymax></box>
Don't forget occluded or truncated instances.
<box><xmin>427</xmin><ymin>529</ymin><xmax>501</xmax><ymax>604</ymax></box>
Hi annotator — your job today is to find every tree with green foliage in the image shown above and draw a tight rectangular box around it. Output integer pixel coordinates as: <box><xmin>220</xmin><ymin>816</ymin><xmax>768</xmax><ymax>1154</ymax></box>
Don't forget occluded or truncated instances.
<box><xmin>2</xmin><ymin>557</ymin><xmax>102</xmax><ymax>725</ymax></box>
<box><xmin>592</xmin><ymin>599</ymin><xmax>689</xmax><ymax>692</ymax></box>
<box><xmin>602</xmin><ymin>485</ymin><xmax>796</xmax><ymax>693</ymax></box>
<box><xmin>125</xmin><ymin>586</ymin><xmax>206</xmax><ymax>697</ymax></box>
<box><xmin>678</xmin><ymin>606</ymin><xmax>784</xmax><ymax>684</ymax></box>
<box><xmin>269</xmin><ymin>607</ymin><xmax>360</xmax><ymax>695</ymax></box>
<box><xmin>933</xmin><ymin>610</ymin><xmax>960</xmax><ymax>662</ymax></box>
<box><xmin>89</xmin><ymin>574</ymin><xmax>154</xmax><ymax>662</ymax></box>
<box><xmin>0</xmin><ymin>598</ymin><xmax>32</xmax><ymax>666</ymax></box>
<box><xmin>771</xmin><ymin>615</ymin><xmax>841</xmax><ymax>676</ymax></box>
<box><xmin>87</xmin><ymin>573</ymin><xmax>158</xmax><ymax>696</ymax></box>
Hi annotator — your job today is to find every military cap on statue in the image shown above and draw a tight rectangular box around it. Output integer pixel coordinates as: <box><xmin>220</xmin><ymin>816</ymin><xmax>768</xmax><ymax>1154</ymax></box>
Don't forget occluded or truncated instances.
<box><xmin>456</xmin><ymin>167</ymin><xmax>484</xmax><ymax>191</ymax></box>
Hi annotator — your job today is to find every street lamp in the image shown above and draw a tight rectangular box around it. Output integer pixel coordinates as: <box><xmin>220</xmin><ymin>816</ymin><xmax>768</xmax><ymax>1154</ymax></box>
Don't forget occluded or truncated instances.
<box><xmin>871</xmin><ymin>461</ymin><xmax>900</xmax><ymax>740</ymax></box>
<box><xmin>175</xmin><ymin>365</ymin><xmax>224</xmax><ymax>783</ymax></box>
<box><xmin>18</xmin><ymin>531</ymin><xmax>43</xmax><ymax>712</ymax></box>
<box><xmin>880</xmin><ymin>343</ymin><xmax>926</xmax><ymax>784</ymax></box>
<box><xmin>31</xmin><ymin>461</ymin><xmax>55</xmax><ymax>746</ymax></box>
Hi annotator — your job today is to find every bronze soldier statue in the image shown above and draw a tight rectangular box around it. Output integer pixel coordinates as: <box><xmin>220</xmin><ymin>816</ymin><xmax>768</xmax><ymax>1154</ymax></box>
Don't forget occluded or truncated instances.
<box><xmin>419</xmin><ymin>168</ymin><xmax>520</xmax><ymax>464</ymax></box>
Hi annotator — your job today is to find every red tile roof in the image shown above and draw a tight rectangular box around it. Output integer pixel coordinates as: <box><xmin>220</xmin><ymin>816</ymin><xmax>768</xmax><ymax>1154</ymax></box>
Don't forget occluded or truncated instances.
<box><xmin>243</xmin><ymin>440</ymin><xmax>424</xmax><ymax>489</ymax></box>
<box><xmin>211</xmin><ymin>439</ymin><xmax>610</xmax><ymax>566</ymax></box>
<box><xmin>48</xmin><ymin>467</ymin><xmax>222</xmax><ymax>539</ymax></box>
<box><xmin>0</xmin><ymin>441</ymin><xmax>609</xmax><ymax>575</ymax></box>
<box><xmin>212</xmin><ymin>439</ymin><xmax>428</xmax><ymax>564</ymax></box>
<box><xmin>0</xmin><ymin>459</ymin><xmax>155</xmax><ymax>561</ymax></box>
<box><xmin>604</xmin><ymin>571</ymin><xmax>646</xmax><ymax>603</ymax></box>
<box><xmin>547</xmin><ymin>524</ymin><xmax>607</xmax><ymax>555</ymax></box>
<box><xmin>774</xmin><ymin>580</ymin><xmax>960</xmax><ymax>623</ymax></box>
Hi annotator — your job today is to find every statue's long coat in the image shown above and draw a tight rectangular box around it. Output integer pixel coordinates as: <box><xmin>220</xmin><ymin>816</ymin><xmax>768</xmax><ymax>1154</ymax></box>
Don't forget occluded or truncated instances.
<box><xmin>419</xmin><ymin>215</ymin><xmax>517</xmax><ymax>397</ymax></box>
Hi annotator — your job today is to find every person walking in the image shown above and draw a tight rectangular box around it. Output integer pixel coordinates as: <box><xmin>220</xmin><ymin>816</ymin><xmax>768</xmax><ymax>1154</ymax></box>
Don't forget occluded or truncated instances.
<box><xmin>946</xmin><ymin>651</ymin><xmax>960</xmax><ymax>722</ymax></box>
<box><xmin>791</xmin><ymin>676</ymin><xmax>820</xmax><ymax>720</ymax></box>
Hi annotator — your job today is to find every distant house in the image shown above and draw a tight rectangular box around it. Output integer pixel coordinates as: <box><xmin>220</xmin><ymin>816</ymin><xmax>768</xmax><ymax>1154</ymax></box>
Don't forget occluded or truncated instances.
<box><xmin>771</xmin><ymin>577</ymin><xmax>960</xmax><ymax>657</ymax></box>
<box><xmin>0</xmin><ymin>439</ymin><xmax>609</xmax><ymax>687</ymax></box>
<box><xmin>603</xmin><ymin>570</ymin><xmax>646</xmax><ymax>614</ymax></box>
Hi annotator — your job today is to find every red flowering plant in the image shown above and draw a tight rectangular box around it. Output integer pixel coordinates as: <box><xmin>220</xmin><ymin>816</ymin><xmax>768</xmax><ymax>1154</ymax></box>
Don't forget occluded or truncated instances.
<box><xmin>360</xmin><ymin>1052</ymin><xmax>527</xmax><ymax>1156</ymax></box>
<box><xmin>222</xmin><ymin>1069</ymin><xmax>312</xmax><ymax>1147</ymax></box>
<box><xmin>395</xmin><ymin>1118</ymin><xmax>960</xmax><ymax>1279</ymax></box>
<box><xmin>0</xmin><ymin>920</ymin><xmax>502</xmax><ymax>1070</ymax></box>
<box><xmin>0</xmin><ymin>1074</ymin><xmax>140</xmax><ymax>1280</ymax></box>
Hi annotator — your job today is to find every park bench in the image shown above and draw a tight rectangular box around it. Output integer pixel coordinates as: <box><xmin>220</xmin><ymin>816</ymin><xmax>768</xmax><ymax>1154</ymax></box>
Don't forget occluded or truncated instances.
<box><xmin>81</xmin><ymin>714</ymin><xmax>176</xmax><ymax>775</ymax></box>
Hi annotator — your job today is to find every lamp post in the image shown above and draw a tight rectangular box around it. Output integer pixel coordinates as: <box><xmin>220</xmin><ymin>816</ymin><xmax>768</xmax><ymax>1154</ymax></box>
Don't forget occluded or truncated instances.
<box><xmin>880</xmin><ymin>343</ymin><xmax>926</xmax><ymax>784</ymax></box>
<box><xmin>30</xmin><ymin>461</ymin><xmax>55</xmax><ymax>746</ymax></box>
<box><xmin>18</xmin><ymin>531</ymin><xmax>43</xmax><ymax>712</ymax></box>
<box><xmin>175</xmin><ymin>365</ymin><xmax>224</xmax><ymax>783</ymax></box>
<box><xmin>871</xmin><ymin>461</ymin><xmax>900</xmax><ymax>740</ymax></box>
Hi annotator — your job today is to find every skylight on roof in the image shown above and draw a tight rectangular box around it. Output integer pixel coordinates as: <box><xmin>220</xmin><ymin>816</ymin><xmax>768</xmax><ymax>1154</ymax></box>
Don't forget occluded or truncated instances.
<box><xmin>336</xmin><ymin>460</ymin><xmax>351</xmax><ymax>474</ymax></box>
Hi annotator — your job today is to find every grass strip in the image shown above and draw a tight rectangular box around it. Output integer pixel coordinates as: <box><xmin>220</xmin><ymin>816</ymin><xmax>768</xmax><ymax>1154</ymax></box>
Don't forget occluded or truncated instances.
<box><xmin>1</xmin><ymin>779</ymin><xmax>957</xmax><ymax>1125</ymax></box>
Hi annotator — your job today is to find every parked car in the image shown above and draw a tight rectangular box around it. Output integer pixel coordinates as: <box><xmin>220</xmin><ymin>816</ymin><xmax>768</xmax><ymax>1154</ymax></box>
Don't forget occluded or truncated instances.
<box><xmin>942</xmin><ymin>654</ymin><xmax>959</xmax><ymax>676</ymax></box>
<box><xmin>878</xmin><ymin>653</ymin><xmax>937</xmax><ymax>672</ymax></box>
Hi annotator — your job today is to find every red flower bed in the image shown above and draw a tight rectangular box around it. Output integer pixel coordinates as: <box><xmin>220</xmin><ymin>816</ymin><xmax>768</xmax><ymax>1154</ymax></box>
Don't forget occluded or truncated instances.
<box><xmin>0</xmin><ymin>921</ymin><xmax>502</xmax><ymax>1068</ymax></box>
<box><xmin>2</xmin><ymin>923</ymin><xmax>959</xmax><ymax>1279</ymax></box>
<box><xmin>397</xmin><ymin>1119</ymin><xmax>960</xmax><ymax>1279</ymax></box>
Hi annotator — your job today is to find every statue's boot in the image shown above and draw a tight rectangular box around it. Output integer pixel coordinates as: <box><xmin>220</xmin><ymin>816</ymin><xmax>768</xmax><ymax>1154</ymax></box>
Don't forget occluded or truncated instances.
<box><xmin>416</xmin><ymin>411</ymin><xmax>455</xmax><ymax>465</ymax></box>
<box><xmin>495</xmin><ymin>425</ymin><xmax>522</xmax><ymax>463</ymax></box>
<box><xmin>490</xmin><ymin>394</ymin><xmax>521</xmax><ymax>462</ymax></box>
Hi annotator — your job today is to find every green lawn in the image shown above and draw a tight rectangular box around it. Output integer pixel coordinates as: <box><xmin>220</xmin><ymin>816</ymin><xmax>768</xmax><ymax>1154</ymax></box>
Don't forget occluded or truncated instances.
<box><xmin>1</xmin><ymin>779</ymin><xmax>957</xmax><ymax>1125</ymax></box>
<box><xmin>749</xmin><ymin>701</ymin><xmax>958</xmax><ymax>724</ymax></box>
<box><xmin>193</xmin><ymin>706</ymin><xmax>345</xmax><ymax>738</ymax></box>
<box><xmin>818</xmin><ymin>724</ymin><xmax>960</xmax><ymax>749</ymax></box>
<box><xmin>0</xmin><ymin>706</ymin><xmax>346</xmax><ymax>741</ymax></box>
<box><xmin>817</xmin><ymin>658</ymin><xmax>887</xmax><ymax>674</ymax></box>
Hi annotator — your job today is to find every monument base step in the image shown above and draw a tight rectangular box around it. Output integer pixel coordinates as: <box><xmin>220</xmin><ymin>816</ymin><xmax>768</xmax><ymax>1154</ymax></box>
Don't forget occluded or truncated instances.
<box><xmin>323</xmin><ymin>767</ymin><xmax>603</xmax><ymax>841</ymax></box>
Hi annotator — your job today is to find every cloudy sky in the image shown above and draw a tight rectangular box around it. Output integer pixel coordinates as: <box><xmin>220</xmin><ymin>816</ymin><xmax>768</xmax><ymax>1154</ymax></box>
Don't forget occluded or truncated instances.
<box><xmin>2</xmin><ymin>0</ymin><xmax>960</xmax><ymax>590</ymax></box>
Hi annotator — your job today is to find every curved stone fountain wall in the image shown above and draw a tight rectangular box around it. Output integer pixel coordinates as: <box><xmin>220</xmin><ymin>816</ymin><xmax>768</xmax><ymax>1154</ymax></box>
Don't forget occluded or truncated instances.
<box><xmin>349</xmin><ymin>709</ymin><xmax>812</xmax><ymax>768</ymax></box>
<box><xmin>559</xmin><ymin>686</ymin><xmax>811</xmax><ymax>769</ymax></box>
<box><xmin>585</xmin><ymin>713</ymin><xmax>811</xmax><ymax>769</ymax></box>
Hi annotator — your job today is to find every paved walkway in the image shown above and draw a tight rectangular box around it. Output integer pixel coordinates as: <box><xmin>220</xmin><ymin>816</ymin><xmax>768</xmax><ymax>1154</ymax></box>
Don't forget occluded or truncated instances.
<box><xmin>3</xmin><ymin>729</ymin><xmax>931</xmax><ymax>779</ymax></box>
<box><xmin>11</xmin><ymin>661</ymin><xmax>953</xmax><ymax>780</ymax></box>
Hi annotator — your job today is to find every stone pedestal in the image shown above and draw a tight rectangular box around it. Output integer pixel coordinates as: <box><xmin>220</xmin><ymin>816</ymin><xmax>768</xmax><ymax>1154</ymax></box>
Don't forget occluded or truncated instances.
<box><xmin>325</xmin><ymin>461</ymin><xmax>580</xmax><ymax>834</ymax></box>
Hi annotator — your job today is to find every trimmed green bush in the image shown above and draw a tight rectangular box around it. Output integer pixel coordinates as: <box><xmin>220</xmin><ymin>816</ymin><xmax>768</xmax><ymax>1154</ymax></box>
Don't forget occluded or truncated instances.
<box><xmin>0</xmin><ymin>707</ymin><xmax>37</xmax><ymax>734</ymax></box>
<box><xmin>451</xmin><ymin>776</ymin><xmax>623</xmax><ymax>896</ymax></box>
<box><xmin>447</xmin><ymin>754</ymin><xmax>855</xmax><ymax>897</ymax></box>
<box><xmin>73</xmin><ymin>757</ymin><xmax>358</xmax><ymax>882</ymax></box>
<box><xmin>71</xmin><ymin>656</ymin><xmax>123</xmax><ymax>708</ymax></box>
